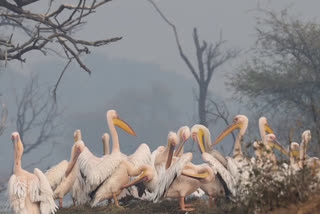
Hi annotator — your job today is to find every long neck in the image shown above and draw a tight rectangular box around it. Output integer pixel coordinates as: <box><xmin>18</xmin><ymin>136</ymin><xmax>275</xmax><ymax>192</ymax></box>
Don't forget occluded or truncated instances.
<box><xmin>299</xmin><ymin>139</ymin><xmax>307</xmax><ymax>168</ymax></box>
<box><xmin>175</xmin><ymin>134</ymin><xmax>184</xmax><ymax>157</ymax></box>
<box><xmin>103</xmin><ymin>138</ymin><xmax>110</xmax><ymax>155</ymax></box>
<box><xmin>108</xmin><ymin>116</ymin><xmax>120</xmax><ymax>153</ymax></box>
<box><xmin>259</xmin><ymin>121</ymin><xmax>266</xmax><ymax>145</ymax></box>
<box><xmin>13</xmin><ymin>141</ymin><xmax>23</xmax><ymax>174</ymax></box>
<box><xmin>124</xmin><ymin>160</ymin><xmax>146</xmax><ymax>176</ymax></box>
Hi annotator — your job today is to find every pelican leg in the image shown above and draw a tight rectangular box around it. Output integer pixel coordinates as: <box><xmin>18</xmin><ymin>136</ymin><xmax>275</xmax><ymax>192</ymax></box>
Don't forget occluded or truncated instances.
<box><xmin>179</xmin><ymin>196</ymin><xmax>195</xmax><ymax>212</ymax></box>
<box><xmin>113</xmin><ymin>193</ymin><xmax>124</xmax><ymax>209</ymax></box>
<box><xmin>72</xmin><ymin>198</ymin><xmax>76</xmax><ymax>206</ymax></box>
<box><xmin>208</xmin><ymin>195</ymin><xmax>214</xmax><ymax>208</ymax></box>
<box><xmin>59</xmin><ymin>198</ymin><xmax>63</xmax><ymax>208</ymax></box>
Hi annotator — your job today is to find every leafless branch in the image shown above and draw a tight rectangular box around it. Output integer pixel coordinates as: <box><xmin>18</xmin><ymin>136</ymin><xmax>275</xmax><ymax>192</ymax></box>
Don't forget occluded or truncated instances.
<box><xmin>16</xmin><ymin>75</ymin><xmax>62</xmax><ymax>154</ymax></box>
<box><xmin>0</xmin><ymin>0</ymin><xmax>121</xmax><ymax>96</ymax></box>
<box><xmin>147</xmin><ymin>0</ymin><xmax>199</xmax><ymax>84</ymax></box>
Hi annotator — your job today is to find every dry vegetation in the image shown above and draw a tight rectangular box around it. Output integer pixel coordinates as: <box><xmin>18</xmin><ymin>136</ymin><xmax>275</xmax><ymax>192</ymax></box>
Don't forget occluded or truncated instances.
<box><xmin>55</xmin><ymin>166</ymin><xmax>320</xmax><ymax>214</ymax></box>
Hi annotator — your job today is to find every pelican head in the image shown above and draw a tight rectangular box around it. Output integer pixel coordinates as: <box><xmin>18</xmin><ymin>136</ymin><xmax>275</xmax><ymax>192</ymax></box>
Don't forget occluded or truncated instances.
<box><xmin>191</xmin><ymin>124</ymin><xmax>210</xmax><ymax>154</ymax></box>
<box><xmin>213</xmin><ymin>115</ymin><xmax>248</xmax><ymax>145</ymax></box>
<box><xmin>166</xmin><ymin>132</ymin><xmax>178</xmax><ymax>169</ymax></box>
<box><xmin>265</xmin><ymin>134</ymin><xmax>288</xmax><ymax>156</ymax></box>
<box><xmin>107</xmin><ymin>109</ymin><xmax>136</xmax><ymax>136</ymax></box>
<box><xmin>302</xmin><ymin>130</ymin><xmax>311</xmax><ymax>143</ymax></box>
<box><xmin>74</xmin><ymin>129</ymin><xmax>82</xmax><ymax>142</ymax></box>
<box><xmin>11</xmin><ymin>132</ymin><xmax>24</xmax><ymax>155</ymax></box>
<box><xmin>174</xmin><ymin>126</ymin><xmax>191</xmax><ymax>156</ymax></box>
<box><xmin>289</xmin><ymin>142</ymin><xmax>300</xmax><ymax>158</ymax></box>
<box><xmin>259</xmin><ymin>117</ymin><xmax>274</xmax><ymax>134</ymax></box>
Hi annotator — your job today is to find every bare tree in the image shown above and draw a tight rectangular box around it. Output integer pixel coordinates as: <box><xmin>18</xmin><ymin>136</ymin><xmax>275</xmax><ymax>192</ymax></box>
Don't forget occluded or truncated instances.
<box><xmin>0</xmin><ymin>0</ymin><xmax>122</xmax><ymax>99</ymax></box>
<box><xmin>16</xmin><ymin>75</ymin><xmax>61</xmax><ymax>155</ymax></box>
<box><xmin>148</xmin><ymin>0</ymin><xmax>238</xmax><ymax>126</ymax></box>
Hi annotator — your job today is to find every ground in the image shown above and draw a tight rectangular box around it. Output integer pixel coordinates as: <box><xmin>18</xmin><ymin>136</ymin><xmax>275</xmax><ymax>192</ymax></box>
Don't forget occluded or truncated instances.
<box><xmin>56</xmin><ymin>196</ymin><xmax>320</xmax><ymax>214</ymax></box>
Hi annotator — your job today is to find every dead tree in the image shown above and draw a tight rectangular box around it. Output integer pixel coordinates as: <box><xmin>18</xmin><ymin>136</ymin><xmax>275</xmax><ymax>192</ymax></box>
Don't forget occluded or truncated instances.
<box><xmin>16</xmin><ymin>75</ymin><xmax>61</xmax><ymax>154</ymax></box>
<box><xmin>148</xmin><ymin>0</ymin><xmax>238</xmax><ymax>126</ymax></box>
<box><xmin>0</xmin><ymin>0</ymin><xmax>122</xmax><ymax>99</ymax></box>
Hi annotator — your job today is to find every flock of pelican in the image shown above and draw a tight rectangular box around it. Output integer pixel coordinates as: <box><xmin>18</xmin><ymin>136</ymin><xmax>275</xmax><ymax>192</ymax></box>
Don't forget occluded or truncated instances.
<box><xmin>7</xmin><ymin>110</ymin><xmax>320</xmax><ymax>213</ymax></box>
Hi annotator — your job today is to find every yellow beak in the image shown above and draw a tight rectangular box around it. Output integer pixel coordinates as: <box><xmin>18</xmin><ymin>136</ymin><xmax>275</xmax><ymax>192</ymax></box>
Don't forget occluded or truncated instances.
<box><xmin>113</xmin><ymin>118</ymin><xmax>136</xmax><ymax>136</ymax></box>
<box><xmin>265</xmin><ymin>123</ymin><xmax>274</xmax><ymax>134</ymax></box>
<box><xmin>182</xmin><ymin>171</ymin><xmax>209</xmax><ymax>179</ymax></box>
<box><xmin>193</xmin><ymin>129</ymin><xmax>206</xmax><ymax>153</ymax></box>
<box><xmin>272</xmin><ymin>140</ymin><xmax>289</xmax><ymax>156</ymax></box>
<box><xmin>213</xmin><ymin>123</ymin><xmax>241</xmax><ymax>146</ymax></box>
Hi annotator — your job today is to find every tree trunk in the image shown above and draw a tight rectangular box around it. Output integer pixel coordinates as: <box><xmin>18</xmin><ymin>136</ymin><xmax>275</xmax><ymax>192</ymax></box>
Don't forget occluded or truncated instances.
<box><xmin>199</xmin><ymin>85</ymin><xmax>207</xmax><ymax>126</ymax></box>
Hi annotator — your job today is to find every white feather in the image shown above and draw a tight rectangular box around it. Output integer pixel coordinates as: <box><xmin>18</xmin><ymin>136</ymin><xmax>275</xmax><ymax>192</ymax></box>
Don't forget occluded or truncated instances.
<box><xmin>45</xmin><ymin>160</ymin><xmax>68</xmax><ymax>191</ymax></box>
<box><xmin>202</xmin><ymin>153</ymin><xmax>236</xmax><ymax>196</ymax></box>
<box><xmin>33</xmin><ymin>168</ymin><xmax>58</xmax><ymax>214</ymax></box>
<box><xmin>8</xmin><ymin>175</ymin><xmax>27</xmax><ymax>214</ymax></box>
<box><xmin>77</xmin><ymin>147</ymin><xmax>126</xmax><ymax>188</ymax></box>
<box><xmin>151</xmin><ymin>152</ymin><xmax>193</xmax><ymax>202</ymax></box>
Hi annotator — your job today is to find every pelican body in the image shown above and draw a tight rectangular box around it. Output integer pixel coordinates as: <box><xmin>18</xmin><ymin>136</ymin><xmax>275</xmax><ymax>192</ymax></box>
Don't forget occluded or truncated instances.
<box><xmin>8</xmin><ymin>132</ymin><xmax>57</xmax><ymax>214</ymax></box>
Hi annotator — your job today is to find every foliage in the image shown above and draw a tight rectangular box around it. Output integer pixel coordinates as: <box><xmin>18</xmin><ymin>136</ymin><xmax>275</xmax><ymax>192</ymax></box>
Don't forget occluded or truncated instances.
<box><xmin>229</xmin><ymin>9</ymin><xmax>320</xmax><ymax>151</ymax></box>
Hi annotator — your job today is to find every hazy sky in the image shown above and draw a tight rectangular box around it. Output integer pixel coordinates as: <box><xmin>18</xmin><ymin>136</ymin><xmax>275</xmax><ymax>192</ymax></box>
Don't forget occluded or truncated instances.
<box><xmin>1</xmin><ymin>0</ymin><xmax>320</xmax><ymax>180</ymax></box>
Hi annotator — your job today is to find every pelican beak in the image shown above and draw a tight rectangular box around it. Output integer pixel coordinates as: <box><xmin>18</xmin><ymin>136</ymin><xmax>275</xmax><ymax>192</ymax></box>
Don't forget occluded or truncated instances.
<box><xmin>165</xmin><ymin>142</ymin><xmax>175</xmax><ymax>169</ymax></box>
<box><xmin>122</xmin><ymin>170</ymin><xmax>148</xmax><ymax>189</ymax></box>
<box><xmin>182</xmin><ymin>171</ymin><xmax>209</xmax><ymax>179</ymax></box>
<box><xmin>272</xmin><ymin>139</ymin><xmax>289</xmax><ymax>156</ymax></box>
<box><xmin>174</xmin><ymin>134</ymin><xmax>187</xmax><ymax>157</ymax></box>
<box><xmin>213</xmin><ymin>123</ymin><xmax>241</xmax><ymax>146</ymax></box>
<box><xmin>193</xmin><ymin>130</ymin><xmax>206</xmax><ymax>153</ymax></box>
<box><xmin>65</xmin><ymin>146</ymin><xmax>82</xmax><ymax>177</ymax></box>
<box><xmin>264</xmin><ymin>123</ymin><xmax>274</xmax><ymax>134</ymax></box>
<box><xmin>113</xmin><ymin>117</ymin><xmax>136</xmax><ymax>136</ymax></box>
<box><xmin>291</xmin><ymin>149</ymin><xmax>299</xmax><ymax>158</ymax></box>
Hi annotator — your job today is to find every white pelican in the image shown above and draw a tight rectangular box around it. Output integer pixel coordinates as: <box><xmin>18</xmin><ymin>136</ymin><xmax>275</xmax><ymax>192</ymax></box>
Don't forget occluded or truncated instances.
<box><xmin>70</xmin><ymin>110</ymin><xmax>136</xmax><ymax>204</ymax></box>
<box><xmin>297</xmin><ymin>130</ymin><xmax>320</xmax><ymax>174</ymax></box>
<box><xmin>45</xmin><ymin>129</ymin><xmax>83</xmax><ymax>208</ymax></box>
<box><xmin>8</xmin><ymin>132</ymin><xmax>57</xmax><ymax>214</ymax></box>
<box><xmin>90</xmin><ymin>143</ymin><xmax>151</xmax><ymax>208</ymax></box>
<box><xmin>70</xmin><ymin>132</ymin><xmax>110</xmax><ymax>205</ymax></box>
<box><xmin>191</xmin><ymin>124</ymin><xmax>236</xmax><ymax>197</ymax></box>
<box><xmin>123</xmin><ymin>131</ymin><xmax>214</xmax><ymax>211</ymax></box>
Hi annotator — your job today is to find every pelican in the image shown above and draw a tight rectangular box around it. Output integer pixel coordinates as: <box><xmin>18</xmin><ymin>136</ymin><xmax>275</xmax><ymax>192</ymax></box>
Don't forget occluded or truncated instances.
<box><xmin>191</xmin><ymin>124</ymin><xmax>236</xmax><ymax>197</ymax></box>
<box><xmin>71</xmin><ymin>132</ymin><xmax>110</xmax><ymax>205</ymax></box>
<box><xmin>258</xmin><ymin>117</ymin><xmax>288</xmax><ymax>168</ymax></box>
<box><xmin>45</xmin><ymin>129</ymin><xmax>83</xmax><ymax>208</ymax></box>
<box><xmin>298</xmin><ymin>130</ymin><xmax>320</xmax><ymax>174</ymax></box>
<box><xmin>8</xmin><ymin>132</ymin><xmax>57</xmax><ymax>214</ymax></box>
<box><xmin>122</xmin><ymin>132</ymin><xmax>211</xmax><ymax>212</ymax></box>
<box><xmin>90</xmin><ymin>143</ymin><xmax>151</xmax><ymax>208</ymax></box>
<box><xmin>71</xmin><ymin>110</ymin><xmax>136</xmax><ymax>204</ymax></box>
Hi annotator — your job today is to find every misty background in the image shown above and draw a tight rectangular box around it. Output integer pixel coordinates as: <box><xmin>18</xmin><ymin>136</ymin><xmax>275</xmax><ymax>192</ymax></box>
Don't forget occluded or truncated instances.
<box><xmin>1</xmin><ymin>0</ymin><xmax>320</xmax><ymax>196</ymax></box>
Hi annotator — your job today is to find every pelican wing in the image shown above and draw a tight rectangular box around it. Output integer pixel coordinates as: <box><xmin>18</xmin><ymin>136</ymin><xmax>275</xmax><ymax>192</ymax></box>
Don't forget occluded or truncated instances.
<box><xmin>151</xmin><ymin>146</ymin><xmax>164</xmax><ymax>167</ymax></box>
<box><xmin>129</xmin><ymin>143</ymin><xmax>151</xmax><ymax>167</ymax></box>
<box><xmin>71</xmin><ymin>173</ymin><xmax>89</xmax><ymax>205</ymax></box>
<box><xmin>202</xmin><ymin>153</ymin><xmax>236</xmax><ymax>196</ymax></box>
<box><xmin>209</xmin><ymin>150</ymin><xmax>228</xmax><ymax>168</ymax></box>
<box><xmin>77</xmin><ymin>148</ymin><xmax>125</xmax><ymax>188</ymax></box>
<box><xmin>8</xmin><ymin>174</ymin><xmax>27</xmax><ymax>214</ymax></box>
<box><xmin>45</xmin><ymin>160</ymin><xmax>68</xmax><ymax>191</ymax></box>
<box><xmin>151</xmin><ymin>152</ymin><xmax>193</xmax><ymax>202</ymax></box>
<box><xmin>31</xmin><ymin>168</ymin><xmax>58</xmax><ymax>214</ymax></box>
